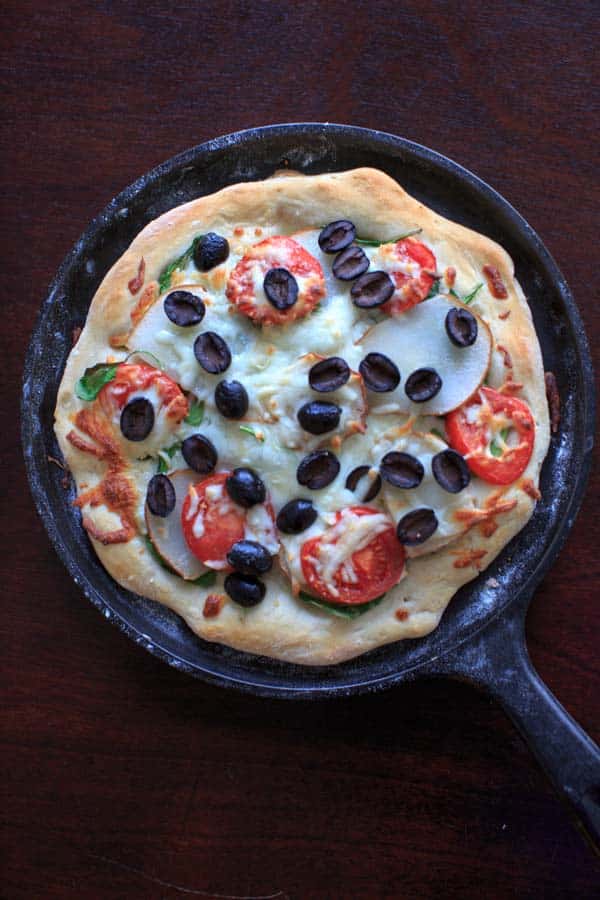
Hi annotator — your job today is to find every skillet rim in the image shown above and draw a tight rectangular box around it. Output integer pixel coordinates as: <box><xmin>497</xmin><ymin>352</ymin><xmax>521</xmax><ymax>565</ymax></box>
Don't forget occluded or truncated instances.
<box><xmin>21</xmin><ymin>123</ymin><xmax>595</xmax><ymax>698</ymax></box>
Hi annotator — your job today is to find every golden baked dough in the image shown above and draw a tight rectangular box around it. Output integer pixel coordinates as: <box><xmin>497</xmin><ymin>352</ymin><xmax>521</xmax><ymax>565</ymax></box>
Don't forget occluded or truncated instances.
<box><xmin>54</xmin><ymin>168</ymin><xmax>550</xmax><ymax>664</ymax></box>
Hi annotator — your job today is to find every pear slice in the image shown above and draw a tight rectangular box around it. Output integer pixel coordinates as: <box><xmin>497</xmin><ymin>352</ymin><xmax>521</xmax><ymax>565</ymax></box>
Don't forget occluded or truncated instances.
<box><xmin>358</xmin><ymin>295</ymin><xmax>492</xmax><ymax>416</ymax></box>
<box><xmin>145</xmin><ymin>468</ymin><xmax>207</xmax><ymax>580</ymax></box>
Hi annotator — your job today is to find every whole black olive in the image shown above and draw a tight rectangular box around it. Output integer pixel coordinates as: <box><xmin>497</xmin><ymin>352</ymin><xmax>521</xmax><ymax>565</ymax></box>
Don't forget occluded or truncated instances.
<box><xmin>225</xmin><ymin>467</ymin><xmax>266</xmax><ymax>508</ymax></box>
<box><xmin>224</xmin><ymin>572</ymin><xmax>266</xmax><ymax>607</ymax></box>
<box><xmin>276</xmin><ymin>498</ymin><xmax>318</xmax><ymax>534</ymax></box>
<box><xmin>193</xmin><ymin>232</ymin><xmax>230</xmax><ymax>271</ymax></box>
<box><xmin>396</xmin><ymin>508</ymin><xmax>439</xmax><ymax>545</ymax></box>
<box><xmin>163</xmin><ymin>290</ymin><xmax>205</xmax><ymax>327</ymax></box>
<box><xmin>308</xmin><ymin>356</ymin><xmax>350</xmax><ymax>392</ymax></box>
<box><xmin>359</xmin><ymin>352</ymin><xmax>400</xmax><ymax>392</ymax></box>
<box><xmin>181</xmin><ymin>434</ymin><xmax>218</xmax><ymax>474</ymax></box>
<box><xmin>194</xmin><ymin>331</ymin><xmax>232</xmax><ymax>374</ymax></box>
<box><xmin>297</xmin><ymin>450</ymin><xmax>340</xmax><ymax>489</ymax></box>
<box><xmin>120</xmin><ymin>397</ymin><xmax>154</xmax><ymax>441</ymax></box>
<box><xmin>297</xmin><ymin>401</ymin><xmax>341</xmax><ymax>435</ymax></box>
<box><xmin>445</xmin><ymin>307</ymin><xmax>478</xmax><ymax>347</ymax></box>
<box><xmin>227</xmin><ymin>540</ymin><xmax>273</xmax><ymax>576</ymax></box>
<box><xmin>431</xmin><ymin>449</ymin><xmax>471</xmax><ymax>493</ymax></box>
<box><xmin>405</xmin><ymin>368</ymin><xmax>442</xmax><ymax>402</ymax></box>
<box><xmin>350</xmin><ymin>271</ymin><xmax>395</xmax><ymax>308</ymax></box>
<box><xmin>214</xmin><ymin>380</ymin><xmax>249</xmax><ymax>419</ymax></box>
<box><xmin>318</xmin><ymin>220</ymin><xmax>356</xmax><ymax>253</ymax></box>
<box><xmin>146</xmin><ymin>474</ymin><xmax>176</xmax><ymax>517</ymax></box>
<box><xmin>332</xmin><ymin>245</ymin><xmax>369</xmax><ymax>281</ymax></box>
<box><xmin>380</xmin><ymin>452</ymin><xmax>424</xmax><ymax>488</ymax></box>
<box><xmin>345</xmin><ymin>465</ymin><xmax>382</xmax><ymax>502</ymax></box>
<box><xmin>263</xmin><ymin>267</ymin><xmax>298</xmax><ymax>310</ymax></box>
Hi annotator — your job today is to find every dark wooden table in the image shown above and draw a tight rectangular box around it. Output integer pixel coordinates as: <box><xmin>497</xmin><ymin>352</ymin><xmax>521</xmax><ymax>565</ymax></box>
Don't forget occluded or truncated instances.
<box><xmin>3</xmin><ymin>2</ymin><xmax>599</xmax><ymax>897</ymax></box>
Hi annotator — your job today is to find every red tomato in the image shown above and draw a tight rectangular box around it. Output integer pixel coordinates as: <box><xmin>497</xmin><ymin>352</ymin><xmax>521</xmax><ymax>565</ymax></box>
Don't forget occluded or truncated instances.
<box><xmin>446</xmin><ymin>387</ymin><xmax>535</xmax><ymax>485</ymax></box>
<box><xmin>379</xmin><ymin>238</ymin><xmax>436</xmax><ymax>315</ymax></box>
<box><xmin>226</xmin><ymin>235</ymin><xmax>326</xmax><ymax>325</ymax></box>
<box><xmin>99</xmin><ymin>362</ymin><xmax>188</xmax><ymax>422</ymax></box>
<box><xmin>181</xmin><ymin>472</ymin><xmax>246</xmax><ymax>570</ymax></box>
<box><xmin>300</xmin><ymin>506</ymin><xmax>404</xmax><ymax>605</ymax></box>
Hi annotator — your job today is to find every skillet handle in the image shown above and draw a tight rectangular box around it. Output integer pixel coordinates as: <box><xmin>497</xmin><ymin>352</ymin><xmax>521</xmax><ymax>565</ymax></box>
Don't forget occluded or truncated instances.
<box><xmin>434</xmin><ymin>603</ymin><xmax>600</xmax><ymax>854</ymax></box>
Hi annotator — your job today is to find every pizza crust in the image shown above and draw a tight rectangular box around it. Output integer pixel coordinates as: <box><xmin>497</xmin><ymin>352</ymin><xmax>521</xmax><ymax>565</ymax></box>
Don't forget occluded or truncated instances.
<box><xmin>55</xmin><ymin>168</ymin><xmax>550</xmax><ymax>665</ymax></box>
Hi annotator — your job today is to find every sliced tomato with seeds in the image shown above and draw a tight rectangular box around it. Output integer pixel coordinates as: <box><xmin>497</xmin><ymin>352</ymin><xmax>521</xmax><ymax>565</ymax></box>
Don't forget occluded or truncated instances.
<box><xmin>99</xmin><ymin>362</ymin><xmax>188</xmax><ymax>422</ymax></box>
<box><xmin>446</xmin><ymin>387</ymin><xmax>535</xmax><ymax>485</ymax></box>
<box><xmin>226</xmin><ymin>235</ymin><xmax>326</xmax><ymax>325</ymax></box>
<box><xmin>378</xmin><ymin>238</ymin><xmax>436</xmax><ymax>316</ymax></box>
<box><xmin>300</xmin><ymin>506</ymin><xmax>404</xmax><ymax>605</ymax></box>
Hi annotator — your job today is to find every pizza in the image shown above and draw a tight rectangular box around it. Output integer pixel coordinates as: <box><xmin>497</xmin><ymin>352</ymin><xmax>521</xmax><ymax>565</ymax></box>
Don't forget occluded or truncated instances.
<box><xmin>54</xmin><ymin>167</ymin><xmax>551</xmax><ymax>665</ymax></box>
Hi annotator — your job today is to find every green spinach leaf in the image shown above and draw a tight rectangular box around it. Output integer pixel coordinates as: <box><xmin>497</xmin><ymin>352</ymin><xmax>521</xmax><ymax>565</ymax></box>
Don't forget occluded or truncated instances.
<box><xmin>158</xmin><ymin>235</ymin><xmax>204</xmax><ymax>293</ymax></box>
<box><xmin>75</xmin><ymin>363</ymin><xmax>118</xmax><ymax>401</ymax></box>
<box><xmin>298</xmin><ymin>590</ymin><xmax>386</xmax><ymax>619</ymax></box>
<box><xmin>184</xmin><ymin>399</ymin><xmax>204</xmax><ymax>426</ymax></box>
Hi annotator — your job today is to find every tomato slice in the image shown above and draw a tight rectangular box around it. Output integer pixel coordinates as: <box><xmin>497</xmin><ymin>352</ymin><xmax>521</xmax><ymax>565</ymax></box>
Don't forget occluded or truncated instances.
<box><xmin>378</xmin><ymin>238</ymin><xmax>436</xmax><ymax>315</ymax></box>
<box><xmin>99</xmin><ymin>362</ymin><xmax>188</xmax><ymax>422</ymax></box>
<box><xmin>300</xmin><ymin>506</ymin><xmax>404</xmax><ymax>605</ymax></box>
<box><xmin>181</xmin><ymin>472</ymin><xmax>247</xmax><ymax>570</ymax></box>
<box><xmin>446</xmin><ymin>387</ymin><xmax>535</xmax><ymax>485</ymax></box>
<box><xmin>226</xmin><ymin>235</ymin><xmax>326</xmax><ymax>325</ymax></box>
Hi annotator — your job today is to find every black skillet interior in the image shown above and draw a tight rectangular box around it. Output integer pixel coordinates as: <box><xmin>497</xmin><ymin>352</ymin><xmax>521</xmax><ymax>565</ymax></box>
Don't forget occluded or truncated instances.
<box><xmin>22</xmin><ymin>124</ymin><xmax>595</xmax><ymax>698</ymax></box>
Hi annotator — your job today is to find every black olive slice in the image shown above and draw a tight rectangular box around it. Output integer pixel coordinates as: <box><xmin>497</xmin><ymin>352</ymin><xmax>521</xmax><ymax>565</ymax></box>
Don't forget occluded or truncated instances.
<box><xmin>120</xmin><ymin>397</ymin><xmax>154</xmax><ymax>441</ymax></box>
<box><xmin>225</xmin><ymin>467</ymin><xmax>266</xmax><ymax>508</ymax></box>
<box><xmin>163</xmin><ymin>290</ymin><xmax>205</xmax><ymax>327</ymax></box>
<box><xmin>350</xmin><ymin>271</ymin><xmax>395</xmax><ymax>308</ymax></box>
<box><xmin>214</xmin><ymin>380</ymin><xmax>249</xmax><ymax>419</ymax></box>
<box><xmin>318</xmin><ymin>220</ymin><xmax>356</xmax><ymax>253</ymax></box>
<box><xmin>224</xmin><ymin>572</ymin><xmax>266</xmax><ymax>607</ymax></box>
<box><xmin>359</xmin><ymin>352</ymin><xmax>400</xmax><ymax>392</ymax></box>
<box><xmin>276</xmin><ymin>498</ymin><xmax>318</xmax><ymax>534</ymax></box>
<box><xmin>193</xmin><ymin>232</ymin><xmax>230</xmax><ymax>271</ymax></box>
<box><xmin>263</xmin><ymin>267</ymin><xmax>299</xmax><ymax>310</ymax></box>
<box><xmin>308</xmin><ymin>356</ymin><xmax>351</xmax><ymax>393</ymax></box>
<box><xmin>181</xmin><ymin>434</ymin><xmax>218</xmax><ymax>474</ymax></box>
<box><xmin>431</xmin><ymin>449</ymin><xmax>471</xmax><ymax>493</ymax></box>
<box><xmin>445</xmin><ymin>307</ymin><xmax>478</xmax><ymax>347</ymax></box>
<box><xmin>332</xmin><ymin>245</ymin><xmax>369</xmax><ymax>281</ymax></box>
<box><xmin>146</xmin><ymin>473</ymin><xmax>176</xmax><ymax>517</ymax></box>
<box><xmin>345</xmin><ymin>465</ymin><xmax>382</xmax><ymax>502</ymax></box>
<box><xmin>297</xmin><ymin>450</ymin><xmax>340</xmax><ymax>490</ymax></box>
<box><xmin>297</xmin><ymin>401</ymin><xmax>342</xmax><ymax>435</ymax></box>
<box><xmin>380</xmin><ymin>452</ymin><xmax>424</xmax><ymax>488</ymax></box>
<box><xmin>193</xmin><ymin>331</ymin><xmax>232</xmax><ymax>374</ymax></box>
<box><xmin>227</xmin><ymin>540</ymin><xmax>273</xmax><ymax>576</ymax></box>
<box><xmin>405</xmin><ymin>367</ymin><xmax>442</xmax><ymax>402</ymax></box>
<box><xmin>396</xmin><ymin>508</ymin><xmax>439</xmax><ymax>545</ymax></box>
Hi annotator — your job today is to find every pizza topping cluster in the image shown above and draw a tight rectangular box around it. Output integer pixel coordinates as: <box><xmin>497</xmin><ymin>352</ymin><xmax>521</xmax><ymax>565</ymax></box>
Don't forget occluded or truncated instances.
<box><xmin>70</xmin><ymin>216</ymin><xmax>540</xmax><ymax>618</ymax></box>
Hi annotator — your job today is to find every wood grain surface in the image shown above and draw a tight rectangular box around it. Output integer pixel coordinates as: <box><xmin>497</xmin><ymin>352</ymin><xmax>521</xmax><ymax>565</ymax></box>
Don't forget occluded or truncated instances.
<box><xmin>2</xmin><ymin>1</ymin><xmax>599</xmax><ymax>897</ymax></box>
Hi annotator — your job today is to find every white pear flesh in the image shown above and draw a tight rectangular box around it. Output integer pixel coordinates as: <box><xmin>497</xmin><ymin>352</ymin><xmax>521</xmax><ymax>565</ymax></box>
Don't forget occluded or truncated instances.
<box><xmin>359</xmin><ymin>295</ymin><xmax>492</xmax><ymax>416</ymax></box>
<box><xmin>145</xmin><ymin>468</ymin><xmax>207</xmax><ymax>580</ymax></box>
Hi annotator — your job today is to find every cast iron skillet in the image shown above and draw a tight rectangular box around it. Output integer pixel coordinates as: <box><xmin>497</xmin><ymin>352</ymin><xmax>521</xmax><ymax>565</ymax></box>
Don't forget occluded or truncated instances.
<box><xmin>22</xmin><ymin>124</ymin><xmax>599</xmax><ymax>849</ymax></box>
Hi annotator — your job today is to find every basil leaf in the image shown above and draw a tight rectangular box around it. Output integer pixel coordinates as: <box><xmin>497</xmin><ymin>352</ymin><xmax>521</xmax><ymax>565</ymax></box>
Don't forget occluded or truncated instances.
<box><xmin>430</xmin><ymin>427</ymin><xmax>446</xmax><ymax>442</ymax></box>
<box><xmin>191</xmin><ymin>570</ymin><xmax>217</xmax><ymax>587</ymax></box>
<box><xmin>425</xmin><ymin>278</ymin><xmax>441</xmax><ymax>300</ymax></box>
<box><xmin>299</xmin><ymin>590</ymin><xmax>386</xmax><ymax>619</ymax></box>
<box><xmin>490</xmin><ymin>426</ymin><xmax>511</xmax><ymax>458</ymax></box>
<box><xmin>239</xmin><ymin>424</ymin><xmax>265</xmax><ymax>442</ymax></box>
<box><xmin>185</xmin><ymin>399</ymin><xmax>204</xmax><ymax>426</ymax></box>
<box><xmin>463</xmin><ymin>282</ymin><xmax>483</xmax><ymax>305</ymax></box>
<box><xmin>158</xmin><ymin>235</ymin><xmax>204</xmax><ymax>293</ymax></box>
<box><xmin>354</xmin><ymin>228</ymin><xmax>422</xmax><ymax>247</ymax></box>
<box><xmin>75</xmin><ymin>363</ymin><xmax>118</xmax><ymax>401</ymax></box>
<box><xmin>156</xmin><ymin>442</ymin><xmax>181</xmax><ymax>473</ymax></box>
